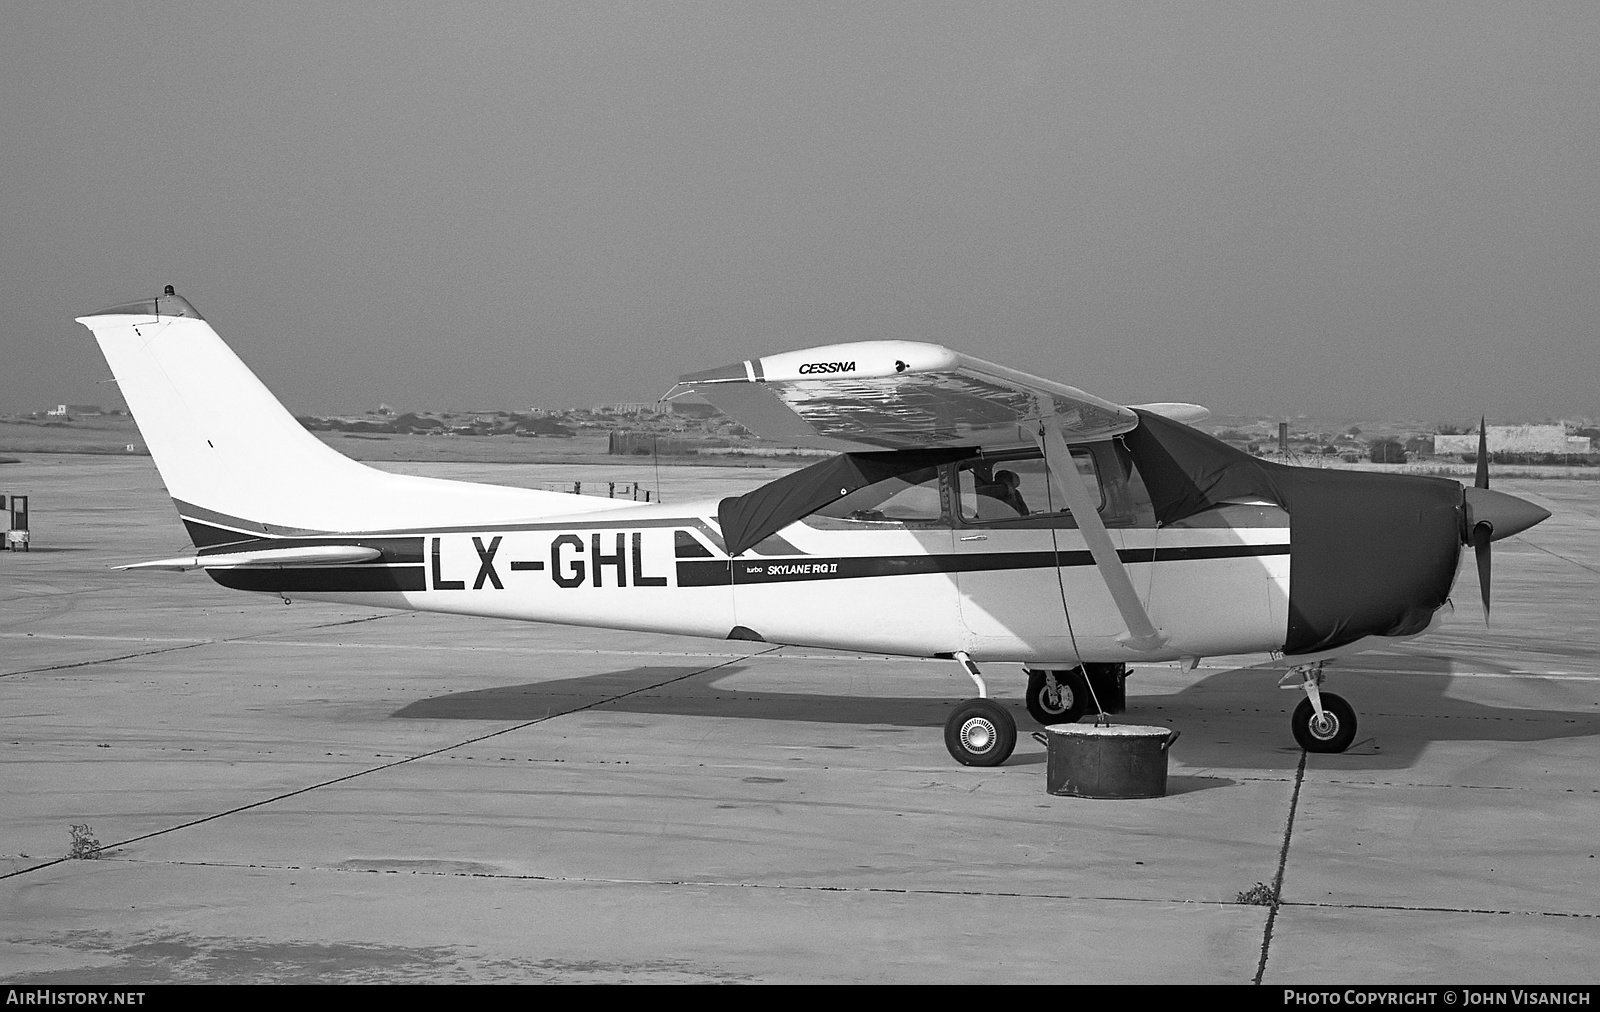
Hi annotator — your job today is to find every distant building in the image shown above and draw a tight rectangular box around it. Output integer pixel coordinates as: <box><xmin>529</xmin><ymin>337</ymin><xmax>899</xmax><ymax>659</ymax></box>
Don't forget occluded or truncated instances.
<box><xmin>46</xmin><ymin>404</ymin><xmax>102</xmax><ymax>416</ymax></box>
<box><xmin>664</xmin><ymin>401</ymin><xmax>721</xmax><ymax>420</ymax></box>
<box><xmin>592</xmin><ymin>401</ymin><xmax>661</xmax><ymax>416</ymax></box>
<box><xmin>1434</xmin><ymin>425</ymin><xmax>1592</xmax><ymax>455</ymax></box>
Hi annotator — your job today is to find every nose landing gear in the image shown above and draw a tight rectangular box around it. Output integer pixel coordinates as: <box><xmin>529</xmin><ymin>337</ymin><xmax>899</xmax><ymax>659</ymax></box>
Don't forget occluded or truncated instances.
<box><xmin>1282</xmin><ymin>662</ymin><xmax>1358</xmax><ymax>753</ymax></box>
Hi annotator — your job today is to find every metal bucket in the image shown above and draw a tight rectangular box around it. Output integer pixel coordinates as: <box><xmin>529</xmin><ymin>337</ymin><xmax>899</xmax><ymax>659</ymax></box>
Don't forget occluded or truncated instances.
<box><xmin>1033</xmin><ymin>724</ymin><xmax>1180</xmax><ymax>799</ymax></box>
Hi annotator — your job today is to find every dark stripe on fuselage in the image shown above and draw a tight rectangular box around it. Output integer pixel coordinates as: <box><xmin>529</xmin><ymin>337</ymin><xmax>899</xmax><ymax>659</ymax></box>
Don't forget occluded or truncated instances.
<box><xmin>173</xmin><ymin>506</ymin><xmax>756</xmax><ymax>555</ymax></box>
<box><xmin>176</xmin><ymin>512</ymin><xmax>828</xmax><ymax>560</ymax></box>
<box><xmin>208</xmin><ymin>566</ymin><xmax>426</xmax><ymax>593</ymax></box>
<box><xmin>184</xmin><ymin>518</ymin><xmax>257</xmax><ymax>548</ymax></box>
<box><xmin>680</xmin><ymin>542</ymin><xmax>1290</xmax><ymax>587</ymax></box>
<box><xmin>175</xmin><ymin>499</ymin><xmax>326</xmax><ymax>541</ymax></box>
<box><xmin>202</xmin><ymin>542</ymin><xmax>1288</xmax><ymax>594</ymax></box>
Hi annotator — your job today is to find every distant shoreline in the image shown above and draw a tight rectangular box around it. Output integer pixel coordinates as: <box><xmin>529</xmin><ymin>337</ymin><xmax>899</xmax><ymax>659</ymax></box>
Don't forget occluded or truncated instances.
<box><xmin>1</xmin><ymin>446</ymin><xmax>1595</xmax><ymax>480</ymax></box>
<box><xmin>3</xmin><ymin>418</ymin><xmax>1596</xmax><ymax>478</ymax></box>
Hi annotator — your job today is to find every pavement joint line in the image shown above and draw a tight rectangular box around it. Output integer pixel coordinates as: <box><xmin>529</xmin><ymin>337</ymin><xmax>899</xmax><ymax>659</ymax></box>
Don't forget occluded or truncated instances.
<box><xmin>1315</xmin><ymin>779</ymin><xmax>1585</xmax><ymax>791</ymax></box>
<box><xmin>0</xmin><ymin>633</ymin><xmax>213</xmax><ymax>645</ymax></box>
<box><xmin>0</xmin><ymin>614</ymin><xmax>401</xmax><ymax>679</ymax></box>
<box><xmin>1276</xmin><ymin>900</ymin><xmax>1599</xmax><ymax>919</ymax></box>
<box><xmin>1358</xmin><ymin>711</ymin><xmax>1596</xmax><ymax>721</ymax></box>
<box><xmin>0</xmin><ymin>641</ymin><xmax>215</xmax><ymax>679</ymax></box>
<box><xmin>0</xmin><ymin>645</ymin><xmax>781</xmax><ymax>883</ymax></box>
<box><xmin>1180</xmin><ymin>773</ymin><xmax>1592</xmax><ymax>795</ymax></box>
<box><xmin>1253</xmin><ymin>748</ymin><xmax>1307</xmax><ymax>986</ymax></box>
<box><xmin>62</xmin><ymin>855</ymin><xmax>1280</xmax><ymax>907</ymax></box>
<box><xmin>1515</xmin><ymin>536</ymin><xmax>1600</xmax><ymax>577</ymax></box>
<box><xmin>13</xmin><ymin>854</ymin><xmax>1600</xmax><ymax>921</ymax></box>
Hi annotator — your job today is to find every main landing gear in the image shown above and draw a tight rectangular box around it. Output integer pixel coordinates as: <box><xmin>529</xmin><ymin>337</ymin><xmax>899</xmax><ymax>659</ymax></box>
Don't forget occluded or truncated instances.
<box><xmin>1024</xmin><ymin>667</ymin><xmax>1087</xmax><ymax>725</ymax></box>
<box><xmin>1282</xmin><ymin>661</ymin><xmax>1358</xmax><ymax>753</ymax></box>
<box><xmin>944</xmin><ymin>653</ymin><xmax>1016</xmax><ymax>766</ymax></box>
<box><xmin>1022</xmin><ymin>664</ymin><xmax>1127</xmax><ymax>726</ymax></box>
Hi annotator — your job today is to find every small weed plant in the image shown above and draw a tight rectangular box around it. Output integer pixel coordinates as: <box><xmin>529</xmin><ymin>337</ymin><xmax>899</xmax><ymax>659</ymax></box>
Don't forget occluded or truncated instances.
<box><xmin>68</xmin><ymin>823</ymin><xmax>102</xmax><ymax>860</ymax></box>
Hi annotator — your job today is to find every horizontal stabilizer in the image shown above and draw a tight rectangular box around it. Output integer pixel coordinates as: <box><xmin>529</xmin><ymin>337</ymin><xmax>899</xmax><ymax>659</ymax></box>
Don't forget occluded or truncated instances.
<box><xmin>116</xmin><ymin>545</ymin><xmax>383</xmax><ymax>571</ymax></box>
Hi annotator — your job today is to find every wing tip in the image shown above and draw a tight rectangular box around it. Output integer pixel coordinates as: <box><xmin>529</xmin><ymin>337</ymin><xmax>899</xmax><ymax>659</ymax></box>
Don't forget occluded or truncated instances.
<box><xmin>77</xmin><ymin>287</ymin><xmax>206</xmax><ymax>325</ymax></box>
<box><xmin>1131</xmin><ymin>402</ymin><xmax>1210</xmax><ymax>424</ymax></box>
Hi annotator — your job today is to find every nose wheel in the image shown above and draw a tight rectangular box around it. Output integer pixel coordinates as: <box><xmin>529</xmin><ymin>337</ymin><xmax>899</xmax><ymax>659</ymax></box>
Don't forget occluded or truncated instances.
<box><xmin>1292</xmin><ymin>693</ymin><xmax>1357</xmax><ymax>753</ymax></box>
<box><xmin>1282</xmin><ymin>662</ymin><xmax>1358</xmax><ymax>753</ymax></box>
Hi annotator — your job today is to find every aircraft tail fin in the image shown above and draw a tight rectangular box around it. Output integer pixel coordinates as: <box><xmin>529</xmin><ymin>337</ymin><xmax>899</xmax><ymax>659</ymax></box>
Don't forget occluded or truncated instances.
<box><xmin>76</xmin><ymin>289</ymin><xmax>629</xmax><ymax>540</ymax></box>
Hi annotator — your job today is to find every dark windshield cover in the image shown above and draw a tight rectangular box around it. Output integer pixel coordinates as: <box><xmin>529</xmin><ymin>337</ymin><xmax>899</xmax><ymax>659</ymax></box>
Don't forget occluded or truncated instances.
<box><xmin>717</xmin><ymin>448</ymin><xmax>972</xmax><ymax>557</ymax></box>
<box><xmin>1122</xmin><ymin>409</ymin><xmax>1291</xmax><ymax>523</ymax></box>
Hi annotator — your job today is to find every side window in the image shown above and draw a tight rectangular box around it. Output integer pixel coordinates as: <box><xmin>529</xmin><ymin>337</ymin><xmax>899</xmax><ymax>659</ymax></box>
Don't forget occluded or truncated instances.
<box><xmin>812</xmin><ymin>466</ymin><xmax>946</xmax><ymax>524</ymax></box>
<box><xmin>957</xmin><ymin>450</ymin><xmax>1102</xmax><ymax>523</ymax></box>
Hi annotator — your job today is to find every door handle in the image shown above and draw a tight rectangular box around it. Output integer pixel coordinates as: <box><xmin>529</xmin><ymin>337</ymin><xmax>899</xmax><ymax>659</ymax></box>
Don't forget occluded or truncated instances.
<box><xmin>959</xmin><ymin>535</ymin><xmax>988</xmax><ymax>542</ymax></box>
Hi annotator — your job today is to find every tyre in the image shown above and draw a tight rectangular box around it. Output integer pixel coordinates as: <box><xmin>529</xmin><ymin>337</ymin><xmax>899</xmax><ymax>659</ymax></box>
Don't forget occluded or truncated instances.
<box><xmin>1025</xmin><ymin>668</ymin><xmax>1088</xmax><ymax>726</ymax></box>
<box><xmin>944</xmin><ymin>698</ymin><xmax>1017</xmax><ymax>767</ymax></box>
<box><xmin>1083</xmin><ymin>662</ymin><xmax>1126</xmax><ymax>713</ymax></box>
<box><xmin>1291</xmin><ymin>693</ymin><xmax>1357</xmax><ymax>753</ymax></box>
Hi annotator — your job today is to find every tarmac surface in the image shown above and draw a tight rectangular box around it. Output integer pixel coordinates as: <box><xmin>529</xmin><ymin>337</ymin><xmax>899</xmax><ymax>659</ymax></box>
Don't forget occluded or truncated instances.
<box><xmin>1</xmin><ymin>455</ymin><xmax>1596</xmax><ymax>984</ymax></box>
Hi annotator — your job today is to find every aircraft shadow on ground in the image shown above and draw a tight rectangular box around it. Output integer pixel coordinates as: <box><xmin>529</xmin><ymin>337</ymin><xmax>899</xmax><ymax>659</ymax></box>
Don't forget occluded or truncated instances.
<box><xmin>393</xmin><ymin>653</ymin><xmax>1600</xmax><ymax>772</ymax></box>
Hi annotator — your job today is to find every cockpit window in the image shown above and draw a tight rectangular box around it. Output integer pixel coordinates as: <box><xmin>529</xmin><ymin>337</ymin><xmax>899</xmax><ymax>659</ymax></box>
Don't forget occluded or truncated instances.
<box><xmin>956</xmin><ymin>449</ymin><xmax>1101</xmax><ymax>523</ymax></box>
<box><xmin>811</xmin><ymin>466</ymin><xmax>944</xmax><ymax>524</ymax></box>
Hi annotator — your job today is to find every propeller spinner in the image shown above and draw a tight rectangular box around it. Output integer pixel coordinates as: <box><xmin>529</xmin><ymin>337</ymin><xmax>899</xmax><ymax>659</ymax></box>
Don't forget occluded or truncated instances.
<box><xmin>1461</xmin><ymin>418</ymin><xmax>1551</xmax><ymax>618</ymax></box>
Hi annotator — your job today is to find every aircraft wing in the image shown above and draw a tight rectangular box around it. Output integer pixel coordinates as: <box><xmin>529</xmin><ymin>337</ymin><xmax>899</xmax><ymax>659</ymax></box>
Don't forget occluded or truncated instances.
<box><xmin>673</xmin><ymin>342</ymin><xmax>1148</xmax><ymax>451</ymax></box>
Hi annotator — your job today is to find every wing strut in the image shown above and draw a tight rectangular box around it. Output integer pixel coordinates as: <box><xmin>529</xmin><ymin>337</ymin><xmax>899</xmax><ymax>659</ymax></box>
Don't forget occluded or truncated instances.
<box><xmin>1034</xmin><ymin>410</ymin><xmax>1167</xmax><ymax>653</ymax></box>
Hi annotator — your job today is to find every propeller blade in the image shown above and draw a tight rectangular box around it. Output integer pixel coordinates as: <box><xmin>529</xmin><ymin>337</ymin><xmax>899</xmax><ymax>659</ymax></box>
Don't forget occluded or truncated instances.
<box><xmin>1476</xmin><ymin>416</ymin><xmax>1489</xmax><ymax>489</ymax></box>
<box><xmin>1458</xmin><ymin>442</ymin><xmax>1551</xmax><ymax>624</ymax></box>
<box><xmin>1472</xmin><ymin>523</ymin><xmax>1492</xmax><ymax>620</ymax></box>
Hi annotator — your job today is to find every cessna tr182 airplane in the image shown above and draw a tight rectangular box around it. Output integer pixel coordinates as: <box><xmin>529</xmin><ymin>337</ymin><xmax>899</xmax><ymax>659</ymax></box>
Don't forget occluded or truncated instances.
<box><xmin>78</xmin><ymin>288</ymin><xmax>1551</xmax><ymax>766</ymax></box>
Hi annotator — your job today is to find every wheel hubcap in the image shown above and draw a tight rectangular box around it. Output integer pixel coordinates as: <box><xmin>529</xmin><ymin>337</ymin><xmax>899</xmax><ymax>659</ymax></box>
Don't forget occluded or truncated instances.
<box><xmin>961</xmin><ymin>717</ymin><xmax>996</xmax><ymax>753</ymax></box>
<box><xmin>1310</xmin><ymin>713</ymin><xmax>1339</xmax><ymax>739</ymax></box>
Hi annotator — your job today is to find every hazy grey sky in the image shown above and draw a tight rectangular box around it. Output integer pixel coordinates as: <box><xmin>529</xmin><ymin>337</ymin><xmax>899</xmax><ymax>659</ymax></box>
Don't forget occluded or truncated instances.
<box><xmin>3</xmin><ymin>2</ymin><xmax>1596</xmax><ymax>422</ymax></box>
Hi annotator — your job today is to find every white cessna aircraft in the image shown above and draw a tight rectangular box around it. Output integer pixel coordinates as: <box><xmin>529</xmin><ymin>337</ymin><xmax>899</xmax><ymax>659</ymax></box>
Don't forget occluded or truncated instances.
<box><xmin>78</xmin><ymin>288</ymin><xmax>1551</xmax><ymax>766</ymax></box>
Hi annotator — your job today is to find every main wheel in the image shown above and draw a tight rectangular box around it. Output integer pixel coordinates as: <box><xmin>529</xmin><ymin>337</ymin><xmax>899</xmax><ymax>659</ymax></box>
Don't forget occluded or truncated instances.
<box><xmin>1025</xmin><ymin>668</ymin><xmax>1088</xmax><ymax>726</ymax></box>
<box><xmin>944</xmin><ymin>698</ymin><xmax>1017</xmax><ymax>767</ymax></box>
<box><xmin>1291</xmin><ymin>693</ymin><xmax>1357</xmax><ymax>753</ymax></box>
<box><xmin>1082</xmin><ymin>663</ymin><xmax>1127</xmax><ymax>713</ymax></box>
